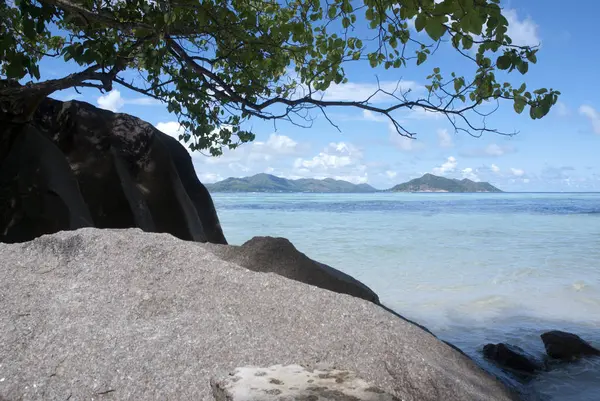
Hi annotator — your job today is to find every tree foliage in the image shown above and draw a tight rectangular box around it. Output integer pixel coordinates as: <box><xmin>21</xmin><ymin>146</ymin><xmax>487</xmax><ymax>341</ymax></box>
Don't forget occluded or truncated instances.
<box><xmin>0</xmin><ymin>0</ymin><xmax>560</xmax><ymax>155</ymax></box>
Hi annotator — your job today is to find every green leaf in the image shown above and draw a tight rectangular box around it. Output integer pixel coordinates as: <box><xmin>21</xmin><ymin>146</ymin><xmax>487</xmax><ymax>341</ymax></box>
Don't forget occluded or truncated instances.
<box><xmin>454</xmin><ymin>77</ymin><xmax>464</xmax><ymax>93</ymax></box>
<box><xmin>417</xmin><ymin>52</ymin><xmax>427</xmax><ymax>65</ymax></box>
<box><xmin>496</xmin><ymin>55</ymin><xmax>511</xmax><ymax>70</ymax></box>
<box><xmin>328</xmin><ymin>5</ymin><xmax>336</xmax><ymax>19</ymax></box>
<box><xmin>415</xmin><ymin>14</ymin><xmax>426</xmax><ymax>32</ymax></box>
<box><xmin>462</xmin><ymin>35</ymin><xmax>474</xmax><ymax>50</ymax></box>
<box><xmin>425</xmin><ymin>20</ymin><xmax>447</xmax><ymax>41</ymax></box>
<box><xmin>513</xmin><ymin>97</ymin><xmax>526</xmax><ymax>114</ymax></box>
<box><xmin>516</xmin><ymin>61</ymin><xmax>529</xmax><ymax>74</ymax></box>
<box><xmin>526</xmin><ymin>51</ymin><xmax>537</xmax><ymax>63</ymax></box>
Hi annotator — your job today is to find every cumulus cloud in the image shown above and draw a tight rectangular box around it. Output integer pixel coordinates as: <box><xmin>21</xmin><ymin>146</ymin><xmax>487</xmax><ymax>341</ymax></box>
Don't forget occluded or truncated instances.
<box><xmin>490</xmin><ymin>164</ymin><xmax>500</xmax><ymax>173</ymax></box>
<box><xmin>432</xmin><ymin>156</ymin><xmax>457</xmax><ymax>175</ymax></box>
<box><xmin>579</xmin><ymin>104</ymin><xmax>600</xmax><ymax>134</ymax></box>
<box><xmin>155</xmin><ymin>120</ymin><xmax>308</xmax><ymax>180</ymax></box>
<box><xmin>386</xmin><ymin>170</ymin><xmax>397</xmax><ymax>179</ymax></box>
<box><xmin>461</xmin><ymin>167</ymin><xmax>479</xmax><ymax>181</ymax></box>
<box><xmin>97</xmin><ymin>90</ymin><xmax>125</xmax><ymax>112</ymax></box>
<box><xmin>156</xmin><ymin>121</ymin><xmax>185</xmax><ymax>138</ymax></box>
<box><xmin>504</xmin><ymin>9</ymin><xmax>541</xmax><ymax>47</ymax></box>
<box><xmin>291</xmin><ymin>142</ymin><xmax>369</xmax><ymax>184</ymax></box>
<box><xmin>437</xmin><ymin>129</ymin><xmax>453</xmax><ymax>148</ymax></box>
<box><xmin>97</xmin><ymin>89</ymin><xmax>161</xmax><ymax>112</ymax></box>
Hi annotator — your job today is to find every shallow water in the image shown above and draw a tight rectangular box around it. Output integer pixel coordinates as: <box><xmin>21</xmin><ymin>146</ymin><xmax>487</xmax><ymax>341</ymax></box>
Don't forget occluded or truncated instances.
<box><xmin>211</xmin><ymin>192</ymin><xmax>600</xmax><ymax>400</ymax></box>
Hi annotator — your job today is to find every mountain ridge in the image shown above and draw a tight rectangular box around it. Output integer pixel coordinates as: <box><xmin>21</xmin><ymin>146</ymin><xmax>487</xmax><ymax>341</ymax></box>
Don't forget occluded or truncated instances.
<box><xmin>204</xmin><ymin>173</ymin><xmax>377</xmax><ymax>193</ymax></box>
<box><xmin>204</xmin><ymin>173</ymin><xmax>503</xmax><ymax>193</ymax></box>
<box><xmin>388</xmin><ymin>173</ymin><xmax>502</xmax><ymax>193</ymax></box>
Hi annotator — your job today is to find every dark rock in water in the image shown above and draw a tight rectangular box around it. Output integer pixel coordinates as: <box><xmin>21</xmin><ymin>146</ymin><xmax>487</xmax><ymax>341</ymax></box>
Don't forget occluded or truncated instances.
<box><xmin>0</xmin><ymin>228</ymin><xmax>520</xmax><ymax>401</ymax></box>
<box><xmin>0</xmin><ymin>95</ymin><xmax>226</xmax><ymax>244</ymax></box>
<box><xmin>483</xmin><ymin>343</ymin><xmax>543</xmax><ymax>374</ymax></box>
<box><xmin>541</xmin><ymin>330</ymin><xmax>600</xmax><ymax>361</ymax></box>
<box><xmin>207</xmin><ymin>236</ymin><xmax>380</xmax><ymax>304</ymax></box>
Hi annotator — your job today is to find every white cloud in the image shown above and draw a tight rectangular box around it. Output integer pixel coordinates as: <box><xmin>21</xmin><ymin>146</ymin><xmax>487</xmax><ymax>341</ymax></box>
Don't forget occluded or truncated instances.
<box><xmin>154</xmin><ymin>120</ymin><xmax>307</xmax><ymax>181</ymax></box>
<box><xmin>504</xmin><ymin>9</ymin><xmax>541</xmax><ymax>47</ymax></box>
<box><xmin>579</xmin><ymin>104</ymin><xmax>600</xmax><ymax>134</ymax></box>
<box><xmin>510</xmin><ymin>168</ymin><xmax>525</xmax><ymax>177</ymax></box>
<box><xmin>485</xmin><ymin>143</ymin><xmax>512</xmax><ymax>157</ymax></box>
<box><xmin>197</xmin><ymin>172</ymin><xmax>223</xmax><ymax>183</ymax></box>
<box><xmin>127</xmin><ymin>97</ymin><xmax>162</xmax><ymax>106</ymax></box>
<box><xmin>156</xmin><ymin>121</ymin><xmax>185</xmax><ymax>138</ymax></box>
<box><xmin>291</xmin><ymin>142</ymin><xmax>369</xmax><ymax>184</ymax></box>
<box><xmin>385</xmin><ymin>170</ymin><xmax>397</xmax><ymax>179</ymax></box>
<box><xmin>432</xmin><ymin>156</ymin><xmax>457</xmax><ymax>175</ymax></box>
<box><xmin>254</xmin><ymin>134</ymin><xmax>299</xmax><ymax>154</ymax></box>
<box><xmin>405</xmin><ymin>107</ymin><xmax>444</xmax><ymax>121</ymax></box>
<box><xmin>387</xmin><ymin>122</ymin><xmax>425</xmax><ymax>152</ymax></box>
<box><xmin>461</xmin><ymin>167</ymin><xmax>479</xmax><ymax>181</ymax></box>
<box><xmin>461</xmin><ymin>143</ymin><xmax>516</xmax><ymax>158</ymax></box>
<box><xmin>555</xmin><ymin>102</ymin><xmax>571</xmax><ymax>117</ymax></box>
<box><xmin>437</xmin><ymin>129</ymin><xmax>453</xmax><ymax>148</ymax></box>
<box><xmin>57</xmin><ymin>92</ymin><xmax>83</xmax><ymax>101</ymax></box>
<box><xmin>97</xmin><ymin>89</ymin><xmax>161</xmax><ymax>112</ymax></box>
<box><xmin>362</xmin><ymin>109</ymin><xmax>388</xmax><ymax>122</ymax></box>
<box><xmin>97</xmin><ymin>90</ymin><xmax>125</xmax><ymax>112</ymax></box>
<box><xmin>321</xmin><ymin>80</ymin><xmax>421</xmax><ymax>104</ymax></box>
<box><xmin>294</xmin><ymin>142</ymin><xmax>361</xmax><ymax>170</ymax></box>
<box><xmin>491</xmin><ymin>164</ymin><xmax>500</xmax><ymax>173</ymax></box>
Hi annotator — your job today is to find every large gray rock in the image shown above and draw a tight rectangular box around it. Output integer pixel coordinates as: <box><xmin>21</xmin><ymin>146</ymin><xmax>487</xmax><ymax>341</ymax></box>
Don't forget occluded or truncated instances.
<box><xmin>208</xmin><ymin>236</ymin><xmax>380</xmax><ymax>304</ymax></box>
<box><xmin>0</xmin><ymin>93</ymin><xmax>226</xmax><ymax>244</ymax></box>
<box><xmin>0</xmin><ymin>228</ymin><xmax>518</xmax><ymax>401</ymax></box>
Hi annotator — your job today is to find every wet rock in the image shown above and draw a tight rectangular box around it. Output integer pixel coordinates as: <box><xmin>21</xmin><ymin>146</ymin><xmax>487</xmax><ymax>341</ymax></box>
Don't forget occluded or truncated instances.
<box><xmin>541</xmin><ymin>330</ymin><xmax>600</xmax><ymax>361</ymax></box>
<box><xmin>483</xmin><ymin>343</ymin><xmax>543</xmax><ymax>374</ymax></box>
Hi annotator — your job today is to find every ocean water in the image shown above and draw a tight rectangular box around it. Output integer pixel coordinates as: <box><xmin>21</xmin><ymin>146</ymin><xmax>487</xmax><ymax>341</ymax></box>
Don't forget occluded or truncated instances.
<box><xmin>211</xmin><ymin>192</ymin><xmax>600</xmax><ymax>400</ymax></box>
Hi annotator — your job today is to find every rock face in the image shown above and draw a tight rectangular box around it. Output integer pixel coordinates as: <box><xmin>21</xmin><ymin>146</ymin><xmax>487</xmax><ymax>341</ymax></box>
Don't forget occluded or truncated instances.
<box><xmin>0</xmin><ymin>96</ymin><xmax>226</xmax><ymax>244</ymax></box>
<box><xmin>541</xmin><ymin>331</ymin><xmax>600</xmax><ymax>361</ymax></box>
<box><xmin>0</xmin><ymin>228</ymin><xmax>518</xmax><ymax>401</ymax></box>
<box><xmin>208</xmin><ymin>236</ymin><xmax>380</xmax><ymax>304</ymax></box>
<box><xmin>210</xmin><ymin>365</ymin><xmax>398</xmax><ymax>401</ymax></box>
<box><xmin>483</xmin><ymin>343</ymin><xmax>543</xmax><ymax>375</ymax></box>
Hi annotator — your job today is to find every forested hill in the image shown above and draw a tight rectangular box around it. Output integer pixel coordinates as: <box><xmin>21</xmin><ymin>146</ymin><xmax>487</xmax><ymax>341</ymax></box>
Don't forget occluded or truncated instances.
<box><xmin>205</xmin><ymin>173</ymin><xmax>377</xmax><ymax>193</ymax></box>
<box><xmin>389</xmin><ymin>173</ymin><xmax>503</xmax><ymax>193</ymax></box>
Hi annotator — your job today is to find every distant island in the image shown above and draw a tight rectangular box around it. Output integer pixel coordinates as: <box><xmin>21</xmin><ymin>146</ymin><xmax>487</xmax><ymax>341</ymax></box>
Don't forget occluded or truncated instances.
<box><xmin>205</xmin><ymin>173</ymin><xmax>503</xmax><ymax>193</ymax></box>
<box><xmin>204</xmin><ymin>173</ymin><xmax>377</xmax><ymax>193</ymax></box>
<box><xmin>389</xmin><ymin>173</ymin><xmax>502</xmax><ymax>193</ymax></box>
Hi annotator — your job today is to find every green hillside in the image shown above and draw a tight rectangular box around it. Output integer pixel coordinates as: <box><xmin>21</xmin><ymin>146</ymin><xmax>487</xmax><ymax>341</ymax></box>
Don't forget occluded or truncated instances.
<box><xmin>205</xmin><ymin>173</ymin><xmax>377</xmax><ymax>193</ymax></box>
<box><xmin>389</xmin><ymin>173</ymin><xmax>502</xmax><ymax>193</ymax></box>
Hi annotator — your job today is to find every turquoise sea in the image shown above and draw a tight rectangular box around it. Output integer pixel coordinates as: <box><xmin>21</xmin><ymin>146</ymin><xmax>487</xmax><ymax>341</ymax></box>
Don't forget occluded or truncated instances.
<box><xmin>212</xmin><ymin>192</ymin><xmax>600</xmax><ymax>401</ymax></box>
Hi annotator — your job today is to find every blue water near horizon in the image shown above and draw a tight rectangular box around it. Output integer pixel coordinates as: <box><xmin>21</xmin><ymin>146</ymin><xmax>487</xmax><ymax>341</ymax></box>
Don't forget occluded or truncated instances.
<box><xmin>211</xmin><ymin>192</ymin><xmax>600</xmax><ymax>400</ymax></box>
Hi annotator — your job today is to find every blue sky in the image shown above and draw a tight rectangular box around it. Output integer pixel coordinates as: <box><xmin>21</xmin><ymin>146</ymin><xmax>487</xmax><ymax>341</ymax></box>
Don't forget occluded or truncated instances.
<box><xmin>44</xmin><ymin>0</ymin><xmax>600</xmax><ymax>191</ymax></box>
